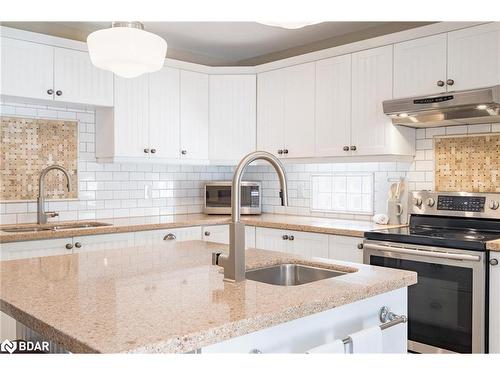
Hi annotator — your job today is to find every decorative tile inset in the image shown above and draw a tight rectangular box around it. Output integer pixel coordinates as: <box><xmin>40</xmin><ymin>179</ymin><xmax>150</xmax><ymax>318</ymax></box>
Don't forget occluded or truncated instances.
<box><xmin>1</xmin><ymin>117</ymin><xmax>78</xmax><ymax>201</ymax></box>
<box><xmin>435</xmin><ymin>133</ymin><xmax>500</xmax><ymax>192</ymax></box>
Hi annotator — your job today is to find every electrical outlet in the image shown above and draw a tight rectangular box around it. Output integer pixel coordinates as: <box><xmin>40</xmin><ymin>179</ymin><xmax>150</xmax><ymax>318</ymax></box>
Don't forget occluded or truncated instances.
<box><xmin>144</xmin><ymin>183</ymin><xmax>153</xmax><ymax>199</ymax></box>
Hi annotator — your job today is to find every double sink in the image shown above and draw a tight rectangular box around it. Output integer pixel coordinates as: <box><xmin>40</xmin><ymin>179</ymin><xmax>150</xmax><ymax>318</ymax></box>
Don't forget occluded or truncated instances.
<box><xmin>1</xmin><ymin>222</ymin><xmax>111</xmax><ymax>233</ymax></box>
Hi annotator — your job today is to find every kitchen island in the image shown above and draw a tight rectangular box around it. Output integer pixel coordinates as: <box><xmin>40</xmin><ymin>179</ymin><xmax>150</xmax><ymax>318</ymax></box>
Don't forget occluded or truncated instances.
<box><xmin>0</xmin><ymin>240</ymin><xmax>416</xmax><ymax>353</ymax></box>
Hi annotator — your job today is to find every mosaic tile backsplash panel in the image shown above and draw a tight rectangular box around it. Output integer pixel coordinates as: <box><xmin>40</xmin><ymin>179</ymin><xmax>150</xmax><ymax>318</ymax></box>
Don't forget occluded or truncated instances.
<box><xmin>1</xmin><ymin>117</ymin><xmax>78</xmax><ymax>201</ymax></box>
<box><xmin>435</xmin><ymin>133</ymin><xmax>500</xmax><ymax>192</ymax></box>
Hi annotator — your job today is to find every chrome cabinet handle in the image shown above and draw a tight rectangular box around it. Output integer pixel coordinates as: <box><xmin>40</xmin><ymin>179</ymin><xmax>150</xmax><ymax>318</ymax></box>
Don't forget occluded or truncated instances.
<box><xmin>56</xmin><ymin>90</ymin><xmax>63</xmax><ymax>96</ymax></box>
<box><xmin>150</xmin><ymin>149</ymin><xmax>156</xmax><ymax>154</ymax></box>
<box><xmin>437</xmin><ymin>80</ymin><xmax>445</xmax><ymax>87</ymax></box>
<box><xmin>249</xmin><ymin>349</ymin><xmax>262</xmax><ymax>354</ymax></box>
<box><xmin>144</xmin><ymin>148</ymin><xmax>150</xmax><ymax>153</ymax></box>
<box><xmin>65</xmin><ymin>243</ymin><xmax>73</xmax><ymax>250</ymax></box>
<box><xmin>74</xmin><ymin>242</ymin><xmax>82</xmax><ymax>248</ymax></box>
<box><xmin>350</xmin><ymin>145</ymin><xmax>357</xmax><ymax>151</ymax></box>
<box><xmin>343</xmin><ymin>146</ymin><xmax>350</xmax><ymax>151</ymax></box>
<box><xmin>282</xmin><ymin>235</ymin><xmax>289</xmax><ymax>240</ymax></box>
<box><xmin>491</xmin><ymin>259</ymin><xmax>499</xmax><ymax>266</ymax></box>
<box><xmin>277</xmin><ymin>149</ymin><xmax>283</xmax><ymax>155</ymax></box>
<box><xmin>288</xmin><ymin>235</ymin><xmax>294</xmax><ymax>241</ymax></box>
<box><xmin>47</xmin><ymin>89</ymin><xmax>54</xmax><ymax>95</ymax></box>
<box><xmin>163</xmin><ymin>233</ymin><xmax>177</xmax><ymax>241</ymax></box>
<box><xmin>446</xmin><ymin>79</ymin><xmax>454</xmax><ymax>86</ymax></box>
<box><xmin>357</xmin><ymin>243</ymin><xmax>364</xmax><ymax>249</ymax></box>
<box><xmin>181</xmin><ymin>150</ymin><xmax>187</xmax><ymax>155</ymax></box>
<box><xmin>204</xmin><ymin>231</ymin><xmax>211</xmax><ymax>236</ymax></box>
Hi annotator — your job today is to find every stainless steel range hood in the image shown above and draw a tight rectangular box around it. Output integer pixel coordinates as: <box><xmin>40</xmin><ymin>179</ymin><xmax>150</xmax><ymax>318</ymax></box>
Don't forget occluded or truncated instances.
<box><xmin>383</xmin><ymin>85</ymin><xmax>500</xmax><ymax>128</ymax></box>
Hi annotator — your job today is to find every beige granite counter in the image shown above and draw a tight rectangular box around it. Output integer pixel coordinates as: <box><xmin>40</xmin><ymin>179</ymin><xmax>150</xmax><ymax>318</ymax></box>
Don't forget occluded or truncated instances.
<box><xmin>0</xmin><ymin>241</ymin><xmax>417</xmax><ymax>353</ymax></box>
<box><xmin>0</xmin><ymin>213</ymin><xmax>406</xmax><ymax>243</ymax></box>
<box><xmin>487</xmin><ymin>239</ymin><xmax>500</xmax><ymax>252</ymax></box>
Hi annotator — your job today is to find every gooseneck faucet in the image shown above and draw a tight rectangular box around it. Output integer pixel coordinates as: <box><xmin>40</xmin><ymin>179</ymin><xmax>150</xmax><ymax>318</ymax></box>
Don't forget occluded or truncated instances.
<box><xmin>37</xmin><ymin>165</ymin><xmax>72</xmax><ymax>224</ymax></box>
<box><xmin>212</xmin><ymin>151</ymin><xmax>288</xmax><ymax>282</ymax></box>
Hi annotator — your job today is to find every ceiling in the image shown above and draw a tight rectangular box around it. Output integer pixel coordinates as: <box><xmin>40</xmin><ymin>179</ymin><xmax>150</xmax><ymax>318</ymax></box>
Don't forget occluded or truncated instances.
<box><xmin>1</xmin><ymin>21</ymin><xmax>435</xmax><ymax>66</ymax></box>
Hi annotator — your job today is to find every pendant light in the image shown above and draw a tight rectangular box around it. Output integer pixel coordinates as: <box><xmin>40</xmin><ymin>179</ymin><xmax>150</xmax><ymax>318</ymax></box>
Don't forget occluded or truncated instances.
<box><xmin>87</xmin><ymin>22</ymin><xmax>167</xmax><ymax>78</ymax></box>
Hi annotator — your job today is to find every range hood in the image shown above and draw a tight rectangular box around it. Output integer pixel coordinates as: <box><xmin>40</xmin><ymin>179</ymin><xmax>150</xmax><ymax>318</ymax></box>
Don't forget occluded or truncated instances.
<box><xmin>383</xmin><ymin>85</ymin><xmax>500</xmax><ymax>128</ymax></box>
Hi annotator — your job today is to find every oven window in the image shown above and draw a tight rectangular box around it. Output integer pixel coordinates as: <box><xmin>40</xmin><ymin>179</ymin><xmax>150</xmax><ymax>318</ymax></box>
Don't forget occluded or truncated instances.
<box><xmin>205</xmin><ymin>186</ymin><xmax>257</xmax><ymax>207</ymax></box>
<box><xmin>371</xmin><ymin>255</ymin><xmax>473</xmax><ymax>353</ymax></box>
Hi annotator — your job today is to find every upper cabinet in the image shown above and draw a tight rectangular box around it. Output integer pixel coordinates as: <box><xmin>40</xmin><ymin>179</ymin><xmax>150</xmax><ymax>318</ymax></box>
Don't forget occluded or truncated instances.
<box><xmin>209</xmin><ymin>75</ymin><xmax>256</xmax><ymax>162</ymax></box>
<box><xmin>257</xmin><ymin>62</ymin><xmax>315</xmax><ymax>158</ymax></box>
<box><xmin>0</xmin><ymin>37</ymin><xmax>113</xmax><ymax>106</ymax></box>
<box><xmin>394</xmin><ymin>23</ymin><xmax>500</xmax><ymax>98</ymax></box>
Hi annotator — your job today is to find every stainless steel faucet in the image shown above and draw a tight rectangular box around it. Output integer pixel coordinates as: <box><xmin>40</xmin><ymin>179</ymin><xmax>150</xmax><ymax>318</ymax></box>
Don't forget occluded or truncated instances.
<box><xmin>37</xmin><ymin>165</ymin><xmax>72</xmax><ymax>224</ymax></box>
<box><xmin>212</xmin><ymin>151</ymin><xmax>288</xmax><ymax>282</ymax></box>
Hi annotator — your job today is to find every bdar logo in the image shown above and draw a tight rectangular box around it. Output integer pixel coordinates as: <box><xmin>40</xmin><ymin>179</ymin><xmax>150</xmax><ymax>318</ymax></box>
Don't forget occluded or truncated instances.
<box><xmin>1</xmin><ymin>339</ymin><xmax>17</xmax><ymax>354</ymax></box>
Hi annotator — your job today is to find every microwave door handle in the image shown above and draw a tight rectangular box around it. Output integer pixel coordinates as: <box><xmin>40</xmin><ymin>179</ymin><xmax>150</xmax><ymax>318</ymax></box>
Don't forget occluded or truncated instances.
<box><xmin>363</xmin><ymin>243</ymin><xmax>481</xmax><ymax>262</ymax></box>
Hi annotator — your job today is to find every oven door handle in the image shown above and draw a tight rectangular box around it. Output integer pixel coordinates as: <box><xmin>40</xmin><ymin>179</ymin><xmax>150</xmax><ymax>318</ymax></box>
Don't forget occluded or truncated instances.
<box><xmin>363</xmin><ymin>243</ymin><xmax>481</xmax><ymax>262</ymax></box>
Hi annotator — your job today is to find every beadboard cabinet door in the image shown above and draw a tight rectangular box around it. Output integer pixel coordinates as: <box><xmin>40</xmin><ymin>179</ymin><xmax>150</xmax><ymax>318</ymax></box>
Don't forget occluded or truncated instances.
<box><xmin>149</xmin><ymin>66</ymin><xmax>181</xmax><ymax>159</ymax></box>
<box><xmin>0</xmin><ymin>37</ymin><xmax>54</xmax><ymax>100</ymax></box>
<box><xmin>53</xmin><ymin>47</ymin><xmax>113</xmax><ymax>106</ymax></box>
<box><xmin>315</xmin><ymin>54</ymin><xmax>352</xmax><ymax>157</ymax></box>
<box><xmin>393</xmin><ymin>34</ymin><xmax>448</xmax><ymax>98</ymax></box>
<box><xmin>180</xmin><ymin>70</ymin><xmax>209</xmax><ymax>160</ymax></box>
<box><xmin>447</xmin><ymin>22</ymin><xmax>500</xmax><ymax>91</ymax></box>
<box><xmin>209</xmin><ymin>75</ymin><xmax>256</xmax><ymax>162</ymax></box>
<box><xmin>113</xmin><ymin>74</ymin><xmax>150</xmax><ymax>159</ymax></box>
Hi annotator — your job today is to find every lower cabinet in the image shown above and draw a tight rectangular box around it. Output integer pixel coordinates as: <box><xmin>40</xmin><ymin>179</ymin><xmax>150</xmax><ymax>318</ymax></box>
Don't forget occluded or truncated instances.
<box><xmin>328</xmin><ymin>235</ymin><xmax>364</xmax><ymax>263</ymax></box>
<box><xmin>490</xmin><ymin>254</ymin><xmax>500</xmax><ymax>353</ymax></box>
<box><xmin>133</xmin><ymin>226</ymin><xmax>202</xmax><ymax>245</ymax></box>
<box><xmin>202</xmin><ymin>225</ymin><xmax>256</xmax><ymax>249</ymax></box>
<box><xmin>72</xmin><ymin>233</ymin><xmax>134</xmax><ymax>254</ymax></box>
<box><xmin>0</xmin><ymin>237</ymin><xmax>73</xmax><ymax>260</ymax></box>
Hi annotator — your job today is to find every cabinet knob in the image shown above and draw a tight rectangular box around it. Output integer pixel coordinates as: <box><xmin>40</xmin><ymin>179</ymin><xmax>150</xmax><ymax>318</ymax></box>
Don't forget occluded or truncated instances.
<box><xmin>436</xmin><ymin>80</ymin><xmax>445</xmax><ymax>87</ymax></box>
<box><xmin>74</xmin><ymin>242</ymin><xmax>82</xmax><ymax>248</ymax></box>
<box><xmin>47</xmin><ymin>89</ymin><xmax>54</xmax><ymax>95</ymax></box>
<box><xmin>181</xmin><ymin>150</ymin><xmax>187</xmax><ymax>155</ymax></box>
<box><xmin>343</xmin><ymin>146</ymin><xmax>350</xmax><ymax>151</ymax></box>
<box><xmin>489</xmin><ymin>201</ymin><xmax>499</xmax><ymax>210</ymax></box>
<box><xmin>277</xmin><ymin>149</ymin><xmax>283</xmax><ymax>155</ymax></box>
<box><xmin>163</xmin><ymin>233</ymin><xmax>176</xmax><ymax>241</ymax></box>
<box><xmin>446</xmin><ymin>79</ymin><xmax>455</xmax><ymax>86</ymax></box>
<box><xmin>204</xmin><ymin>231</ymin><xmax>211</xmax><ymax>236</ymax></box>
<box><xmin>249</xmin><ymin>349</ymin><xmax>262</xmax><ymax>354</ymax></box>
<box><xmin>150</xmin><ymin>149</ymin><xmax>156</xmax><ymax>154</ymax></box>
<box><xmin>288</xmin><ymin>235</ymin><xmax>294</xmax><ymax>241</ymax></box>
<box><xmin>144</xmin><ymin>148</ymin><xmax>150</xmax><ymax>153</ymax></box>
<box><xmin>491</xmin><ymin>259</ymin><xmax>499</xmax><ymax>266</ymax></box>
<box><xmin>65</xmin><ymin>243</ymin><xmax>73</xmax><ymax>250</ymax></box>
<box><xmin>56</xmin><ymin>90</ymin><xmax>63</xmax><ymax>96</ymax></box>
<box><xmin>283</xmin><ymin>149</ymin><xmax>289</xmax><ymax>154</ymax></box>
<box><xmin>357</xmin><ymin>243</ymin><xmax>364</xmax><ymax>249</ymax></box>
<box><xmin>350</xmin><ymin>145</ymin><xmax>357</xmax><ymax>151</ymax></box>
<box><xmin>282</xmin><ymin>234</ymin><xmax>289</xmax><ymax>240</ymax></box>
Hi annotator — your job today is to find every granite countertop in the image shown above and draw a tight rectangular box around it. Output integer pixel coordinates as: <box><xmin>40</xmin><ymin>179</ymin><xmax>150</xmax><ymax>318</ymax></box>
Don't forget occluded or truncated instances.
<box><xmin>0</xmin><ymin>240</ymin><xmax>417</xmax><ymax>353</ymax></box>
<box><xmin>0</xmin><ymin>213</ymin><xmax>406</xmax><ymax>243</ymax></box>
<box><xmin>487</xmin><ymin>239</ymin><xmax>500</xmax><ymax>251</ymax></box>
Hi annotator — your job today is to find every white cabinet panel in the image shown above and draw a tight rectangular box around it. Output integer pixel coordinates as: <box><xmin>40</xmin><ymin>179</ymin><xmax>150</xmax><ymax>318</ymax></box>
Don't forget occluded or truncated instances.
<box><xmin>113</xmin><ymin>74</ymin><xmax>150</xmax><ymax>158</ymax></box>
<box><xmin>257</xmin><ymin>69</ymin><xmax>285</xmax><ymax>156</ymax></box>
<box><xmin>286</xmin><ymin>230</ymin><xmax>329</xmax><ymax>258</ymax></box>
<box><xmin>209</xmin><ymin>75</ymin><xmax>256</xmax><ymax>162</ymax></box>
<box><xmin>134</xmin><ymin>227</ymin><xmax>201</xmax><ymax>245</ymax></box>
<box><xmin>255</xmin><ymin>227</ymin><xmax>287</xmax><ymax>253</ymax></box>
<box><xmin>283</xmin><ymin>62</ymin><xmax>316</xmax><ymax>158</ymax></box>
<box><xmin>0</xmin><ymin>37</ymin><xmax>54</xmax><ymax>100</ymax></box>
<box><xmin>394</xmin><ymin>34</ymin><xmax>448</xmax><ymax>98</ymax></box>
<box><xmin>72</xmin><ymin>233</ymin><xmax>135</xmax><ymax>254</ymax></box>
<box><xmin>0</xmin><ymin>238</ymin><xmax>72</xmax><ymax>260</ymax></box>
<box><xmin>315</xmin><ymin>54</ymin><xmax>352</xmax><ymax>157</ymax></box>
<box><xmin>53</xmin><ymin>47</ymin><xmax>113</xmax><ymax>106</ymax></box>
<box><xmin>490</xmin><ymin>255</ymin><xmax>500</xmax><ymax>353</ymax></box>
<box><xmin>0</xmin><ymin>312</ymin><xmax>17</xmax><ymax>341</ymax></box>
<box><xmin>328</xmin><ymin>235</ymin><xmax>363</xmax><ymax>263</ymax></box>
<box><xmin>149</xmin><ymin>66</ymin><xmax>181</xmax><ymax>159</ymax></box>
<box><xmin>180</xmin><ymin>70</ymin><xmax>209</xmax><ymax>160</ymax></box>
<box><xmin>202</xmin><ymin>224</ymin><xmax>255</xmax><ymax>249</ymax></box>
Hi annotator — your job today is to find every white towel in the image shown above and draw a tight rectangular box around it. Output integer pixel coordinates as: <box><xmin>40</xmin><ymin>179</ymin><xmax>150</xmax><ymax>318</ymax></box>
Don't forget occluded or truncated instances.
<box><xmin>306</xmin><ymin>339</ymin><xmax>345</xmax><ymax>354</ymax></box>
<box><xmin>349</xmin><ymin>326</ymin><xmax>383</xmax><ymax>354</ymax></box>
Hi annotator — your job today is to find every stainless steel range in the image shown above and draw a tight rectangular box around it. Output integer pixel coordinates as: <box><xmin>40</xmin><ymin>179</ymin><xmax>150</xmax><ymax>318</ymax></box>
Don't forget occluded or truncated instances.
<box><xmin>363</xmin><ymin>191</ymin><xmax>500</xmax><ymax>354</ymax></box>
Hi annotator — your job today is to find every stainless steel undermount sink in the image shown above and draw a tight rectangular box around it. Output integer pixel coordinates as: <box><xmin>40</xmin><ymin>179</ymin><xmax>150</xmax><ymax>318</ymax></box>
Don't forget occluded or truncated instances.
<box><xmin>1</xmin><ymin>222</ymin><xmax>112</xmax><ymax>233</ymax></box>
<box><xmin>245</xmin><ymin>263</ymin><xmax>346</xmax><ymax>286</ymax></box>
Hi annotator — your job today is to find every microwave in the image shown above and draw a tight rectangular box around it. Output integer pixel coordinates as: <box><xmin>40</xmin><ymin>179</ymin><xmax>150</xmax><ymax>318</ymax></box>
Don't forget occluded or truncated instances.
<box><xmin>204</xmin><ymin>181</ymin><xmax>261</xmax><ymax>215</ymax></box>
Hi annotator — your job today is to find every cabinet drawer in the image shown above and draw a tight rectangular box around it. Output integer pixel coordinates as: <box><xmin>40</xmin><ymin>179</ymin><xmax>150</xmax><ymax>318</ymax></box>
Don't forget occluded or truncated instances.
<box><xmin>72</xmin><ymin>233</ymin><xmax>135</xmax><ymax>253</ymax></box>
<box><xmin>0</xmin><ymin>238</ymin><xmax>72</xmax><ymax>260</ymax></box>
<box><xmin>202</xmin><ymin>225</ymin><xmax>255</xmax><ymax>249</ymax></box>
<box><xmin>134</xmin><ymin>227</ymin><xmax>202</xmax><ymax>245</ymax></box>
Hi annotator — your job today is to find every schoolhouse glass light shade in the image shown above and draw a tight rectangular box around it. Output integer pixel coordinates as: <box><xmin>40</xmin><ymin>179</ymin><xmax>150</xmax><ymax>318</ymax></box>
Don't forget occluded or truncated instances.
<box><xmin>87</xmin><ymin>22</ymin><xmax>167</xmax><ymax>78</ymax></box>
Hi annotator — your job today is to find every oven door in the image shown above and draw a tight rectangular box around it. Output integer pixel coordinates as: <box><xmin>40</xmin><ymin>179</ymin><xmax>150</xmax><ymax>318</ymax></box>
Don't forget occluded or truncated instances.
<box><xmin>363</xmin><ymin>240</ymin><xmax>486</xmax><ymax>353</ymax></box>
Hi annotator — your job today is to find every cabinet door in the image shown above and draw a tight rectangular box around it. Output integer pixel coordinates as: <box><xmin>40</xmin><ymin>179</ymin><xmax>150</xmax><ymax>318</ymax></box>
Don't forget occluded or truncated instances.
<box><xmin>315</xmin><ymin>55</ymin><xmax>352</xmax><ymax>157</ymax></box>
<box><xmin>202</xmin><ymin>224</ymin><xmax>255</xmax><ymax>249</ymax></box>
<box><xmin>72</xmin><ymin>233</ymin><xmax>135</xmax><ymax>254</ymax></box>
<box><xmin>0</xmin><ymin>37</ymin><xmax>54</xmax><ymax>100</ymax></box>
<box><xmin>209</xmin><ymin>75</ymin><xmax>256</xmax><ymax>161</ymax></box>
<box><xmin>351</xmin><ymin>45</ymin><xmax>394</xmax><ymax>156</ymax></box>
<box><xmin>149</xmin><ymin>66</ymin><xmax>181</xmax><ymax>159</ymax></box>
<box><xmin>113</xmin><ymin>74</ymin><xmax>150</xmax><ymax>158</ymax></box>
<box><xmin>448</xmin><ymin>23</ymin><xmax>500</xmax><ymax>91</ymax></box>
<box><xmin>180</xmin><ymin>70</ymin><xmax>209</xmax><ymax>160</ymax></box>
<box><xmin>255</xmin><ymin>227</ymin><xmax>287</xmax><ymax>253</ymax></box>
<box><xmin>257</xmin><ymin>69</ymin><xmax>285</xmax><ymax>157</ymax></box>
<box><xmin>490</xmin><ymin>256</ymin><xmax>500</xmax><ymax>353</ymax></box>
<box><xmin>286</xmin><ymin>230</ymin><xmax>329</xmax><ymax>258</ymax></box>
<box><xmin>53</xmin><ymin>47</ymin><xmax>113</xmax><ymax>106</ymax></box>
<box><xmin>134</xmin><ymin>227</ymin><xmax>201</xmax><ymax>245</ymax></box>
<box><xmin>328</xmin><ymin>235</ymin><xmax>363</xmax><ymax>263</ymax></box>
<box><xmin>394</xmin><ymin>34</ymin><xmax>448</xmax><ymax>98</ymax></box>
<box><xmin>0</xmin><ymin>238</ymin><xmax>72</xmax><ymax>260</ymax></box>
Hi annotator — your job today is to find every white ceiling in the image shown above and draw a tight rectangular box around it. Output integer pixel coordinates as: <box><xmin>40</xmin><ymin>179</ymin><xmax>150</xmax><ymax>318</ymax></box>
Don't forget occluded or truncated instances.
<box><xmin>1</xmin><ymin>21</ymin><xmax>434</xmax><ymax>66</ymax></box>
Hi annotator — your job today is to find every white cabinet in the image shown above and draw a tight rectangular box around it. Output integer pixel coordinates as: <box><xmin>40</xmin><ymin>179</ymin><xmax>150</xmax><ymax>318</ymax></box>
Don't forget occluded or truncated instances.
<box><xmin>134</xmin><ymin>227</ymin><xmax>202</xmax><ymax>245</ymax></box>
<box><xmin>1</xmin><ymin>37</ymin><xmax>54</xmax><ymax>100</ymax></box>
<box><xmin>394</xmin><ymin>34</ymin><xmax>448</xmax><ymax>98</ymax></box>
<box><xmin>202</xmin><ymin>224</ymin><xmax>256</xmax><ymax>249</ymax></box>
<box><xmin>53</xmin><ymin>47</ymin><xmax>113</xmax><ymax>106</ymax></box>
<box><xmin>328</xmin><ymin>235</ymin><xmax>363</xmax><ymax>263</ymax></box>
<box><xmin>0</xmin><ymin>37</ymin><xmax>113</xmax><ymax>106</ymax></box>
<box><xmin>0</xmin><ymin>237</ymin><xmax>73</xmax><ymax>260</ymax></box>
<box><xmin>490</xmin><ymin>255</ymin><xmax>500</xmax><ymax>353</ymax></box>
<box><xmin>72</xmin><ymin>233</ymin><xmax>134</xmax><ymax>254</ymax></box>
<box><xmin>351</xmin><ymin>45</ymin><xmax>414</xmax><ymax>157</ymax></box>
<box><xmin>447</xmin><ymin>23</ymin><xmax>500</xmax><ymax>91</ymax></box>
<box><xmin>315</xmin><ymin>54</ymin><xmax>352</xmax><ymax>157</ymax></box>
<box><xmin>180</xmin><ymin>70</ymin><xmax>209</xmax><ymax>160</ymax></box>
<box><xmin>209</xmin><ymin>75</ymin><xmax>256</xmax><ymax>162</ymax></box>
<box><xmin>255</xmin><ymin>227</ymin><xmax>328</xmax><ymax>258</ymax></box>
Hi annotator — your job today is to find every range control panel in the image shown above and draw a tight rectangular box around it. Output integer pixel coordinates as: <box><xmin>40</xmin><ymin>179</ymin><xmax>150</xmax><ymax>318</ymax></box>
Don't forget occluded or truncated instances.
<box><xmin>437</xmin><ymin>195</ymin><xmax>486</xmax><ymax>212</ymax></box>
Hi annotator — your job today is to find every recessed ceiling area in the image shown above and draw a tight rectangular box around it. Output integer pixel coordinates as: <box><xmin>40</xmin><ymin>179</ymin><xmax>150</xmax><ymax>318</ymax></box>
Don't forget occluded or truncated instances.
<box><xmin>1</xmin><ymin>21</ymin><xmax>435</xmax><ymax>66</ymax></box>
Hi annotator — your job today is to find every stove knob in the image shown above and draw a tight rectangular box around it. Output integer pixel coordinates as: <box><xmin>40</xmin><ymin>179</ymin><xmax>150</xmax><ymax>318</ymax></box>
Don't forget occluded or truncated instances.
<box><xmin>426</xmin><ymin>198</ymin><xmax>436</xmax><ymax>207</ymax></box>
<box><xmin>490</xmin><ymin>201</ymin><xmax>499</xmax><ymax>210</ymax></box>
<box><xmin>413</xmin><ymin>197</ymin><xmax>423</xmax><ymax>207</ymax></box>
